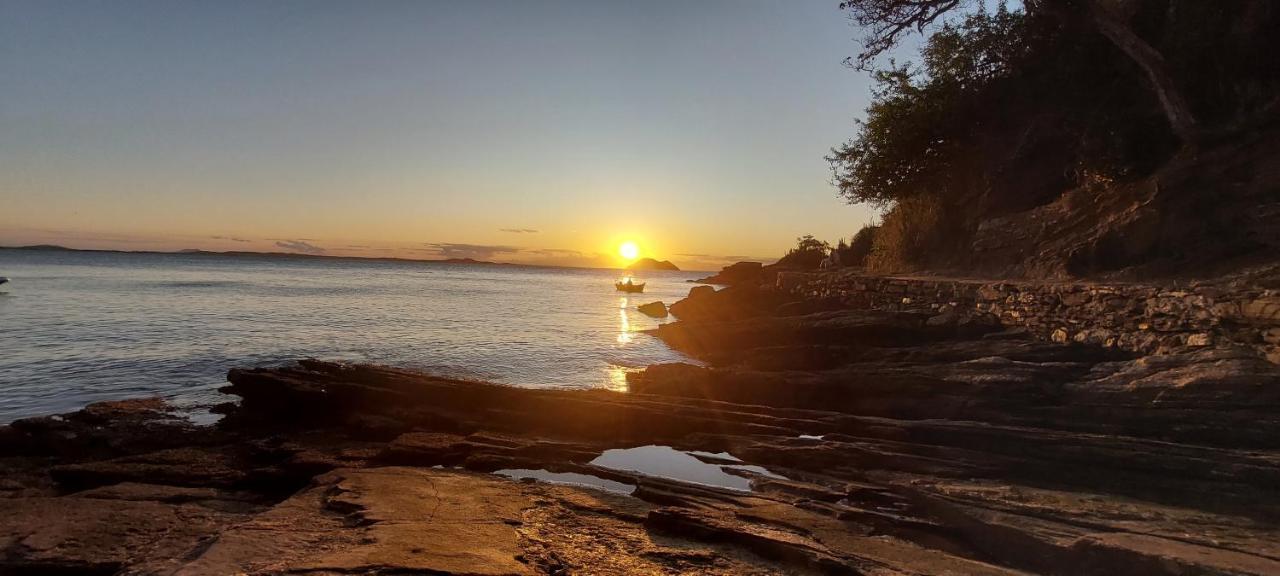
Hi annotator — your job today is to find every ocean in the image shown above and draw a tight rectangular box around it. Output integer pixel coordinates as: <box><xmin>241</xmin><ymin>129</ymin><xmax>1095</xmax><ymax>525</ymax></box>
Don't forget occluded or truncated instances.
<box><xmin>0</xmin><ymin>248</ymin><xmax>704</xmax><ymax>423</ymax></box>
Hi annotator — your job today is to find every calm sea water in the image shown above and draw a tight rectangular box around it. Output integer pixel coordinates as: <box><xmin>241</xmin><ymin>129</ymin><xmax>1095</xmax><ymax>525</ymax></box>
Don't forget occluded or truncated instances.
<box><xmin>0</xmin><ymin>249</ymin><xmax>704</xmax><ymax>423</ymax></box>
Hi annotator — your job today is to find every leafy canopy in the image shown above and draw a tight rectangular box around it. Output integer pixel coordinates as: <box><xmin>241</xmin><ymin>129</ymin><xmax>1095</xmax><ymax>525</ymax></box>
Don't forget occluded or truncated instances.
<box><xmin>827</xmin><ymin>7</ymin><xmax>1030</xmax><ymax>207</ymax></box>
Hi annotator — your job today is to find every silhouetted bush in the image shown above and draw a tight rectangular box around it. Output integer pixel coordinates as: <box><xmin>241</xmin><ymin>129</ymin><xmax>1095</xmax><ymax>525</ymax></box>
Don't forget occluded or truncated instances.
<box><xmin>833</xmin><ymin>224</ymin><xmax>879</xmax><ymax>267</ymax></box>
<box><xmin>867</xmin><ymin>196</ymin><xmax>944</xmax><ymax>274</ymax></box>
<box><xmin>775</xmin><ymin>235</ymin><xmax>830</xmax><ymax>270</ymax></box>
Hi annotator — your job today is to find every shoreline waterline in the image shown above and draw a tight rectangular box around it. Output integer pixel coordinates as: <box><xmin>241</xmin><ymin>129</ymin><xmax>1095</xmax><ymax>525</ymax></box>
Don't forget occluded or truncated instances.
<box><xmin>0</xmin><ymin>248</ymin><xmax>705</xmax><ymax>423</ymax></box>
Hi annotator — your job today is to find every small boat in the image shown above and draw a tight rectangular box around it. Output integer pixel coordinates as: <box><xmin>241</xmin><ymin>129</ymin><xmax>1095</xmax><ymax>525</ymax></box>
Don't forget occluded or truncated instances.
<box><xmin>615</xmin><ymin>279</ymin><xmax>645</xmax><ymax>293</ymax></box>
<box><xmin>0</xmin><ymin>277</ymin><xmax>7</xmax><ymax>286</ymax></box>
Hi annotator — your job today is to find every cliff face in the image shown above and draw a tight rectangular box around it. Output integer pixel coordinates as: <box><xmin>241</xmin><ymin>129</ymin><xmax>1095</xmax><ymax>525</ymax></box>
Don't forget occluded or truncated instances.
<box><xmin>964</xmin><ymin>124</ymin><xmax>1280</xmax><ymax>281</ymax></box>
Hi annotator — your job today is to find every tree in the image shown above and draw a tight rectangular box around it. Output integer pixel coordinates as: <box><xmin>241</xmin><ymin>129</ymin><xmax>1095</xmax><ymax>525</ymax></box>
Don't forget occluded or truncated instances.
<box><xmin>829</xmin><ymin>7</ymin><xmax>1054</xmax><ymax>208</ymax></box>
<box><xmin>839</xmin><ymin>0</ymin><xmax>1199</xmax><ymax>143</ymax></box>
<box><xmin>794</xmin><ymin>235</ymin><xmax>830</xmax><ymax>254</ymax></box>
<box><xmin>1073</xmin><ymin>0</ymin><xmax>1197</xmax><ymax>142</ymax></box>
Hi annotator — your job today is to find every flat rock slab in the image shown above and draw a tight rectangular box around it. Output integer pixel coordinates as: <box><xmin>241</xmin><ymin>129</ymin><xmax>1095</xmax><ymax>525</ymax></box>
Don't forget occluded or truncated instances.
<box><xmin>0</xmin><ymin>496</ymin><xmax>246</xmax><ymax>575</ymax></box>
<box><xmin>179</xmin><ymin>466</ymin><xmax>532</xmax><ymax>575</ymax></box>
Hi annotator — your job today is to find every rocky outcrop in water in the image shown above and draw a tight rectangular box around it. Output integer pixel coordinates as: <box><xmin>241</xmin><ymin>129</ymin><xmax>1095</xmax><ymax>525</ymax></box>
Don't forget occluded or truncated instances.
<box><xmin>637</xmin><ymin>301</ymin><xmax>668</xmax><ymax>318</ymax></box>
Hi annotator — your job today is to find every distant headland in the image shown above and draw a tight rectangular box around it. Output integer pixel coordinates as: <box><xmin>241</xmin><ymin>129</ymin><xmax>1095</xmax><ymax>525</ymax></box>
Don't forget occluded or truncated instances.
<box><xmin>0</xmin><ymin>244</ymin><xmax>518</xmax><ymax>267</ymax></box>
<box><xmin>625</xmin><ymin>257</ymin><xmax>680</xmax><ymax>271</ymax></box>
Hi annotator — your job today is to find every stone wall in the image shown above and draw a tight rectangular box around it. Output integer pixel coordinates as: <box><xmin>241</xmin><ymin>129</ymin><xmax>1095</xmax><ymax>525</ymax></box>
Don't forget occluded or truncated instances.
<box><xmin>776</xmin><ymin>270</ymin><xmax>1280</xmax><ymax>362</ymax></box>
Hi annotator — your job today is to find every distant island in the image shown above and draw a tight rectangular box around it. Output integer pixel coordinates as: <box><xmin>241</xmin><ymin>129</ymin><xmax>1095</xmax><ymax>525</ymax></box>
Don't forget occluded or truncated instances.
<box><xmin>625</xmin><ymin>257</ymin><xmax>679</xmax><ymax>271</ymax></box>
<box><xmin>1</xmin><ymin>245</ymin><xmax>520</xmax><ymax>269</ymax></box>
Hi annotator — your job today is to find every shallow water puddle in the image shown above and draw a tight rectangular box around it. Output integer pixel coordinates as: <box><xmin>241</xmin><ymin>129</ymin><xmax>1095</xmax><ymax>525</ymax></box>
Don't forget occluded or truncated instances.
<box><xmin>589</xmin><ymin>445</ymin><xmax>785</xmax><ymax>492</ymax></box>
<box><xmin>494</xmin><ymin>468</ymin><xmax>636</xmax><ymax>495</ymax></box>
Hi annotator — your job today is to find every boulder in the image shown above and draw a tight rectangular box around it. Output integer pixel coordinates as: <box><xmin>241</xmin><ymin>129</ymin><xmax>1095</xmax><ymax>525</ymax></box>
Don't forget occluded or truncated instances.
<box><xmin>688</xmin><ymin>285</ymin><xmax>716</xmax><ymax>299</ymax></box>
<box><xmin>637</xmin><ymin>301</ymin><xmax>668</xmax><ymax>318</ymax></box>
<box><xmin>669</xmin><ymin>283</ymin><xmax>794</xmax><ymax>321</ymax></box>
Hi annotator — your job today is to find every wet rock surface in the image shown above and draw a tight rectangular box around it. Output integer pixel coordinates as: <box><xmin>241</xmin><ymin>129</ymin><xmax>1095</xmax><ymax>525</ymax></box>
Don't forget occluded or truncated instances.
<box><xmin>2</xmin><ymin>283</ymin><xmax>1279</xmax><ymax>574</ymax></box>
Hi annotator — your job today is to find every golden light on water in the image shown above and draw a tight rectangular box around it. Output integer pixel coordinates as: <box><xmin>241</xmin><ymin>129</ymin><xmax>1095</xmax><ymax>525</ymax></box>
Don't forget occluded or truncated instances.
<box><xmin>605</xmin><ymin>366</ymin><xmax>630</xmax><ymax>392</ymax></box>
<box><xmin>618</xmin><ymin>241</ymin><xmax>639</xmax><ymax>261</ymax></box>
<box><xmin>617</xmin><ymin>302</ymin><xmax>633</xmax><ymax>344</ymax></box>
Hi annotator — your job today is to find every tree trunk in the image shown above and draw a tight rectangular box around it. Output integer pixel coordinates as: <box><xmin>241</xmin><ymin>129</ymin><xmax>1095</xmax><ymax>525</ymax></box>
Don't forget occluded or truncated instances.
<box><xmin>1087</xmin><ymin>1</ymin><xmax>1199</xmax><ymax>144</ymax></box>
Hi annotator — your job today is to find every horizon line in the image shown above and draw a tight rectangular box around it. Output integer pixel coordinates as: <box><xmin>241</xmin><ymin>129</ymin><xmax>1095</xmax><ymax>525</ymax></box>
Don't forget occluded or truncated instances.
<box><xmin>0</xmin><ymin>244</ymin><xmax>733</xmax><ymax>273</ymax></box>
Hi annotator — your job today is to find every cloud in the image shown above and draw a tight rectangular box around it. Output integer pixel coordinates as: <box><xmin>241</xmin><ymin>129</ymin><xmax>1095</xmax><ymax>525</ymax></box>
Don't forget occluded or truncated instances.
<box><xmin>499</xmin><ymin>228</ymin><xmax>539</xmax><ymax>234</ymax></box>
<box><xmin>526</xmin><ymin>248</ymin><xmax>585</xmax><ymax>257</ymax></box>
<box><xmin>677</xmin><ymin>253</ymin><xmax>766</xmax><ymax>262</ymax></box>
<box><xmin>421</xmin><ymin>243</ymin><xmax>522</xmax><ymax>260</ymax></box>
<box><xmin>211</xmin><ymin>235</ymin><xmax>250</xmax><ymax>243</ymax></box>
<box><xmin>274</xmin><ymin>240</ymin><xmax>326</xmax><ymax>255</ymax></box>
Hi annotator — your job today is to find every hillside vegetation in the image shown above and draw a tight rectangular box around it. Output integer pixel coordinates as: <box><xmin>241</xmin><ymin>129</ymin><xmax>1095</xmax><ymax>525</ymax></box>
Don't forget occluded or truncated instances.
<box><xmin>827</xmin><ymin>0</ymin><xmax>1280</xmax><ymax>280</ymax></box>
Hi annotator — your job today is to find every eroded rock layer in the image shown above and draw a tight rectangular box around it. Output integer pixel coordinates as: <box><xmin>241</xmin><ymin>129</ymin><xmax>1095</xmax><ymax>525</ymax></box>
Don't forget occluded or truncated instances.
<box><xmin>2</xmin><ymin>283</ymin><xmax>1278</xmax><ymax>574</ymax></box>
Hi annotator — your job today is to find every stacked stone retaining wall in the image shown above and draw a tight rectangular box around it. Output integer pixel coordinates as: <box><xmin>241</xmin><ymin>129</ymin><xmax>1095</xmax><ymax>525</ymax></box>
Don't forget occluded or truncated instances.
<box><xmin>777</xmin><ymin>270</ymin><xmax>1280</xmax><ymax>362</ymax></box>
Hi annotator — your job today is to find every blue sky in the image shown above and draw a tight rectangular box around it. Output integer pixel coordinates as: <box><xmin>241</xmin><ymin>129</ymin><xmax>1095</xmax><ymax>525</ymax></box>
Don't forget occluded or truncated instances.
<box><xmin>1</xmin><ymin>0</ymin><xmax>884</xmax><ymax>270</ymax></box>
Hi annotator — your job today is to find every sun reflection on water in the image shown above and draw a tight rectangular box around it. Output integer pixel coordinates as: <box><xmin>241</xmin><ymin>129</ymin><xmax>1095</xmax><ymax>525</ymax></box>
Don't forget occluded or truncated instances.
<box><xmin>616</xmin><ymin>296</ymin><xmax>633</xmax><ymax>344</ymax></box>
<box><xmin>605</xmin><ymin>365</ymin><xmax>630</xmax><ymax>392</ymax></box>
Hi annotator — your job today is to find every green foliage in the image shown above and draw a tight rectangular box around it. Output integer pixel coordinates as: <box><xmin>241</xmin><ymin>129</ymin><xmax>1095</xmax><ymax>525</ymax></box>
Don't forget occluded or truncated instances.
<box><xmin>827</xmin><ymin>7</ymin><xmax>1051</xmax><ymax>208</ymax></box>
<box><xmin>828</xmin><ymin>4</ymin><xmax>1189</xmax><ymax>272</ymax></box>
<box><xmin>832</xmin><ymin>1</ymin><xmax>1280</xmax><ymax>212</ymax></box>
<box><xmin>830</xmin><ymin>0</ymin><xmax>1280</xmax><ymax>273</ymax></box>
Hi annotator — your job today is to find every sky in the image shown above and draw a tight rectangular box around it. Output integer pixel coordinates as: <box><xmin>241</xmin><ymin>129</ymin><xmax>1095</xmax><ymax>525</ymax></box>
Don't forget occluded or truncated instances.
<box><xmin>1</xmin><ymin>0</ymin><xmax>882</xmax><ymax>271</ymax></box>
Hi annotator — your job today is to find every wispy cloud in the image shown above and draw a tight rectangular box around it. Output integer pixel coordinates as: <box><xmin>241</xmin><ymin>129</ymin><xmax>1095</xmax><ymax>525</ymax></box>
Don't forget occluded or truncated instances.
<box><xmin>527</xmin><ymin>248</ymin><xmax>584</xmax><ymax>257</ymax></box>
<box><xmin>673</xmin><ymin>253</ymin><xmax>774</xmax><ymax>269</ymax></box>
<box><xmin>499</xmin><ymin>228</ymin><xmax>539</xmax><ymax>234</ymax></box>
<box><xmin>274</xmin><ymin>240</ymin><xmax>326</xmax><ymax>255</ymax></box>
<box><xmin>211</xmin><ymin>235</ymin><xmax>251</xmax><ymax>243</ymax></box>
<box><xmin>421</xmin><ymin>243</ymin><xmax>521</xmax><ymax>260</ymax></box>
<box><xmin>677</xmin><ymin>253</ymin><xmax>765</xmax><ymax>261</ymax></box>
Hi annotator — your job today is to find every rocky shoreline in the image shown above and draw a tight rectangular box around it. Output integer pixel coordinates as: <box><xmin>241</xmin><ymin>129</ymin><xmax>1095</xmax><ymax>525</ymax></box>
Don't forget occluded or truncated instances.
<box><xmin>3</xmin><ymin>276</ymin><xmax>1280</xmax><ymax>575</ymax></box>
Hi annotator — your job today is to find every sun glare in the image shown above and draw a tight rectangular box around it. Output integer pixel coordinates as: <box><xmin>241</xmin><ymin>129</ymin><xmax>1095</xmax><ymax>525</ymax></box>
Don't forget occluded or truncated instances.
<box><xmin>619</xmin><ymin>241</ymin><xmax>639</xmax><ymax>260</ymax></box>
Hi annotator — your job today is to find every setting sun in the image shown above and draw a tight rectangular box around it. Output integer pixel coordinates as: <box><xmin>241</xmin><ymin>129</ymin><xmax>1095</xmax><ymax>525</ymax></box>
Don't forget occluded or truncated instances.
<box><xmin>618</xmin><ymin>241</ymin><xmax>639</xmax><ymax>261</ymax></box>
